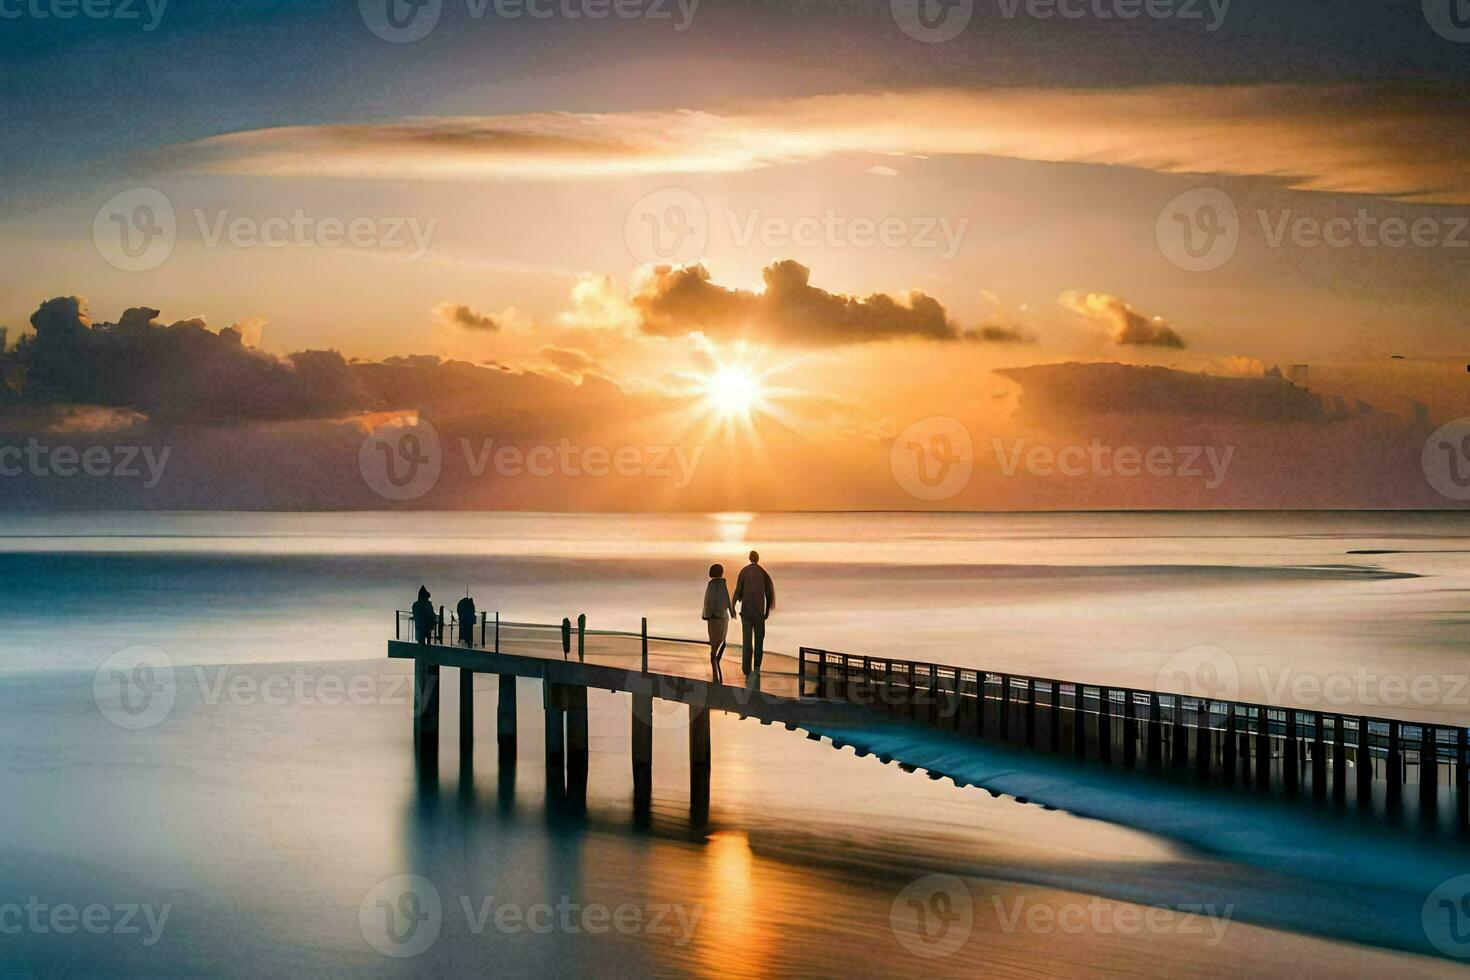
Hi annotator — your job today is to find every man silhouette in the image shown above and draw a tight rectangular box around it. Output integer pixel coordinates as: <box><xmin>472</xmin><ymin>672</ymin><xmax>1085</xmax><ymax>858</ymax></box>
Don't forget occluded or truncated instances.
<box><xmin>732</xmin><ymin>551</ymin><xmax>774</xmax><ymax>675</ymax></box>
<box><xmin>411</xmin><ymin>586</ymin><xmax>435</xmax><ymax>645</ymax></box>
<box><xmin>456</xmin><ymin>590</ymin><xmax>477</xmax><ymax>647</ymax></box>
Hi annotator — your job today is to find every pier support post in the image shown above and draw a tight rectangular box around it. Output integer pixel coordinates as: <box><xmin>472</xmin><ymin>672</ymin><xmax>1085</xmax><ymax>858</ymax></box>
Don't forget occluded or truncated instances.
<box><xmin>632</xmin><ymin>692</ymin><xmax>653</xmax><ymax>818</ymax></box>
<box><xmin>1421</xmin><ymin>725</ymin><xmax>1438</xmax><ymax>814</ymax></box>
<box><xmin>1146</xmin><ymin>693</ymin><xmax>1162</xmax><ymax>773</ymax></box>
<box><xmin>1122</xmin><ymin>690</ymin><xmax>1137</xmax><ymax>768</ymax></box>
<box><xmin>1255</xmin><ymin>708</ymin><xmax>1271</xmax><ymax>789</ymax></box>
<box><xmin>1071</xmin><ymin>686</ymin><xmax>1087</xmax><ymax>758</ymax></box>
<box><xmin>566</xmin><ymin>685</ymin><xmax>589</xmax><ymax>765</ymax></box>
<box><xmin>459</xmin><ymin>668</ymin><xmax>474</xmax><ymax>755</ymax></box>
<box><xmin>998</xmin><ymin>675</ymin><xmax>1010</xmax><ymax>742</ymax></box>
<box><xmin>1195</xmin><ymin>700</ymin><xmax>1211</xmax><ymax>780</ymax></box>
<box><xmin>1312</xmin><ymin>714</ymin><xmax>1327</xmax><ymax>798</ymax></box>
<box><xmin>1284</xmin><ymin>711</ymin><xmax>1299</xmax><ymax>795</ymax></box>
<box><xmin>544</xmin><ymin>681</ymin><xmax>566</xmax><ymax>774</ymax></box>
<box><xmin>1387</xmin><ymin>721</ymin><xmax>1403</xmax><ymax>807</ymax></box>
<box><xmin>690</xmin><ymin>702</ymin><xmax>711</xmax><ymax>823</ymax></box>
<box><xmin>1049</xmin><ymin>683</ymin><xmax>1061</xmax><ymax>752</ymax></box>
<box><xmin>1222</xmin><ymin>706</ymin><xmax>1237</xmax><ymax>784</ymax></box>
<box><xmin>1332</xmin><ymin>715</ymin><xmax>1346</xmax><ymax>801</ymax></box>
<box><xmin>497</xmin><ymin>675</ymin><xmax>518</xmax><ymax>763</ymax></box>
<box><xmin>1457</xmin><ymin>728</ymin><xmax>1469</xmax><ymax>830</ymax></box>
<box><xmin>413</xmin><ymin>657</ymin><xmax>440</xmax><ymax>750</ymax></box>
<box><xmin>1170</xmin><ymin>697</ymin><xmax>1189</xmax><ymax>775</ymax></box>
<box><xmin>1025</xmin><ymin>678</ymin><xmax>1037</xmax><ymax>748</ymax></box>
<box><xmin>1357</xmin><ymin>716</ymin><xmax>1374</xmax><ymax>803</ymax></box>
<box><xmin>1100</xmin><ymin>688</ymin><xmax>1115</xmax><ymax>766</ymax></box>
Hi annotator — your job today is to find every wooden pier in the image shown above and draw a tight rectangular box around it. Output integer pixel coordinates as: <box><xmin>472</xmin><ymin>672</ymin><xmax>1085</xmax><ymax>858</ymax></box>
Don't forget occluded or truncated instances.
<box><xmin>391</xmin><ymin>611</ymin><xmax>1470</xmax><ymax>827</ymax></box>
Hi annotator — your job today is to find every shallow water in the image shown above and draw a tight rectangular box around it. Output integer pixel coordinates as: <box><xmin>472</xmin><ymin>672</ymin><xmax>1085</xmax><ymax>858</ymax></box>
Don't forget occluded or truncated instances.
<box><xmin>1</xmin><ymin>511</ymin><xmax>1468</xmax><ymax>974</ymax></box>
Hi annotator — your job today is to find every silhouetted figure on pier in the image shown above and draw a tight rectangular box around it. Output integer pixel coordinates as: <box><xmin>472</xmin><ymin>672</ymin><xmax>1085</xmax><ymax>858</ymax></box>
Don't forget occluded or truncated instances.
<box><xmin>733</xmin><ymin>551</ymin><xmax>774</xmax><ymax>676</ymax></box>
<box><xmin>412</xmin><ymin>585</ymin><xmax>436</xmax><ymax>645</ymax></box>
<box><xmin>456</xmin><ymin>591</ymin><xmax>477</xmax><ymax>647</ymax></box>
<box><xmin>702</xmin><ymin>563</ymin><xmax>735</xmax><ymax>682</ymax></box>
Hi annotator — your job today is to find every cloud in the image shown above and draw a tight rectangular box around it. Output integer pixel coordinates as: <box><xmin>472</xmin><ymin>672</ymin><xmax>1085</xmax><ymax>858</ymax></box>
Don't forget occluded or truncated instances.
<box><xmin>157</xmin><ymin>84</ymin><xmax>1470</xmax><ymax>202</ymax></box>
<box><xmin>433</xmin><ymin>302</ymin><xmax>499</xmax><ymax>332</ymax></box>
<box><xmin>996</xmin><ymin>361</ymin><xmax>1322</xmax><ymax>422</ymax></box>
<box><xmin>15</xmin><ymin>297</ymin><xmax>368</xmax><ymax>422</ymax></box>
<box><xmin>632</xmin><ymin>260</ymin><xmax>963</xmax><ymax>346</ymax></box>
<box><xmin>1060</xmin><ymin>292</ymin><xmax>1185</xmax><ymax>349</ymax></box>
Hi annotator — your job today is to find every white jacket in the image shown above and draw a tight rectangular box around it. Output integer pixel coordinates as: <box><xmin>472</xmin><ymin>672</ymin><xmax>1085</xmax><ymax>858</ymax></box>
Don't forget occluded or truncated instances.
<box><xmin>702</xmin><ymin>578</ymin><xmax>733</xmax><ymax>620</ymax></box>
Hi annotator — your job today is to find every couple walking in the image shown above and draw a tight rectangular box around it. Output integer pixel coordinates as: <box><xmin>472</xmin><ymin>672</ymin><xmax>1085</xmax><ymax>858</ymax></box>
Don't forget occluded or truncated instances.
<box><xmin>701</xmin><ymin>551</ymin><xmax>774</xmax><ymax>681</ymax></box>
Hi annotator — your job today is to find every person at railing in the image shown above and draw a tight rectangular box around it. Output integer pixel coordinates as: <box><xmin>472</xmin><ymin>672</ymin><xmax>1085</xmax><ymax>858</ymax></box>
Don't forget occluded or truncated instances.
<box><xmin>733</xmin><ymin>551</ymin><xmax>775</xmax><ymax>676</ymax></box>
<box><xmin>411</xmin><ymin>586</ymin><xmax>436</xmax><ymax>645</ymax></box>
<box><xmin>702</xmin><ymin>563</ymin><xmax>735</xmax><ymax>681</ymax></box>
<box><xmin>456</xmin><ymin>590</ymin><xmax>477</xmax><ymax>648</ymax></box>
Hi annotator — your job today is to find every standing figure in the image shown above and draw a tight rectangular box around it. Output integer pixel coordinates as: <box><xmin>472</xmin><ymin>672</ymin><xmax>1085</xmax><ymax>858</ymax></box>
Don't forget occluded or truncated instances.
<box><xmin>732</xmin><ymin>551</ymin><xmax>775</xmax><ymax>675</ymax></box>
<box><xmin>456</xmin><ymin>590</ymin><xmax>477</xmax><ymax>647</ymax></box>
<box><xmin>411</xmin><ymin>585</ymin><xmax>436</xmax><ymax>645</ymax></box>
<box><xmin>702</xmin><ymin>563</ymin><xmax>735</xmax><ymax>681</ymax></box>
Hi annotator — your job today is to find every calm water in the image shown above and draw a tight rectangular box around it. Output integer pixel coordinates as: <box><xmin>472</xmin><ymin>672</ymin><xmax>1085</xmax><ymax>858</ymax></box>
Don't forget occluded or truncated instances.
<box><xmin>1</xmin><ymin>511</ymin><xmax>1468</xmax><ymax>975</ymax></box>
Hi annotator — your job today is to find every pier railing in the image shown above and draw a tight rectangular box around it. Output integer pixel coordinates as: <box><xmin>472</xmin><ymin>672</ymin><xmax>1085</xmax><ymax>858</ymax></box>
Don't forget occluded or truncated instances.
<box><xmin>799</xmin><ymin>647</ymin><xmax>1470</xmax><ymax>816</ymax></box>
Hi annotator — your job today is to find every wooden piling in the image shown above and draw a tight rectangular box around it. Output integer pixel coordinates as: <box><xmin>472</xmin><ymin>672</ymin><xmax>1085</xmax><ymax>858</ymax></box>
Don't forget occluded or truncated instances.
<box><xmin>459</xmin><ymin>668</ymin><xmax>474</xmax><ymax>754</ymax></box>
<box><xmin>1312</xmin><ymin>713</ymin><xmax>1327</xmax><ymax>798</ymax></box>
<box><xmin>690</xmin><ymin>702</ymin><xmax>711</xmax><ymax>822</ymax></box>
<box><xmin>1222</xmin><ymin>705</ymin><xmax>1237</xmax><ymax>784</ymax></box>
<box><xmin>1025</xmin><ymin>678</ymin><xmax>1037</xmax><ymax>748</ymax></box>
<box><xmin>565</xmin><ymin>684</ymin><xmax>589</xmax><ymax>764</ymax></box>
<box><xmin>1420</xmin><ymin>725</ymin><xmax>1437</xmax><ymax>812</ymax></box>
<box><xmin>1457</xmin><ymin>728</ymin><xmax>1468</xmax><ymax>829</ymax></box>
<box><xmin>1332</xmin><ymin>714</ymin><xmax>1346</xmax><ymax>800</ymax></box>
<box><xmin>631</xmin><ymin>691</ymin><xmax>653</xmax><ymax>815</ymax></box>
<box><xmin>1147</xmin><ymin>693</ymin><xmax>1163</xmax><ymax>772</ymax></box>
<box><xmin>1282</xmin><ymin>710</ymin><xmax>1299</xmax><ymax>794</ymax></box>
<box><xmin>1356</xmin><ymin>716</ymin><xmax>1373</xmax><ymax>802</ymax></box>
<box><xmin>497</xmin><ymin>674</ymin><xmax>517</xmax><ymax>762</ymax></box>
<box><xmin>1387</xmin><ymin>720</ymin><xmax>1403</xmax><ymax>804</ymax></box>
<box><xmin>999</xmin><ymin>675</ymin><xmax>1011</xmax><ymax>742</ymax></box>
<box><xmin>1255</xmin><ymin>708</ymin><xmax>1270</xmax><ymax>789</ymax></box>
<box><xmin>1195</xmin><ymin>700</ymin><xmax>1211</xmax><ymax>780</ymax></box>
<box><xmin>1171</xmin><ymin>696</ymin><xmax>1189</xmax><ymax>775</ymax></box>
<box><xmin>1071</xmin><ymin>685</ymin><xmax>1087</xmax><ymax>758</ymax></box>
<box><xmin>413</xmin><ymin>657</ymin><xmax>440</xmax><ymax>748</ymax></box>
<box><xmin>641</xmin><ymin>618</ymin><xmax>649</xmax><ymax>673</ymax></box>
<box><xmin>544</xmin><ymin>681</ymin><xmax>565</xmax><ymax>773</ymax></box>
<box><xmin>1100</xmin><ymin>688</ymin><xmax>1115</xmax><ymax>765</ymax></box>
<box><xmin>1122</xmin><ymin>690</ymin><xmax>1137</xmax><ymax>768</ymax></box>
<box><xmin>1049</xmin><ymin>682</ymin><xmax>1062</xmax><ymax>752</ymax></box>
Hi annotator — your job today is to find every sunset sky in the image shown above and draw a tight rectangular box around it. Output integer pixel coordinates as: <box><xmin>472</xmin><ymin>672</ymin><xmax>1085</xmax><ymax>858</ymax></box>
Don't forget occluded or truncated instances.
<box><xmin>1</xmin><ymin>0</ymin><xmax>1467</xmax><ymax>510</ymax></box>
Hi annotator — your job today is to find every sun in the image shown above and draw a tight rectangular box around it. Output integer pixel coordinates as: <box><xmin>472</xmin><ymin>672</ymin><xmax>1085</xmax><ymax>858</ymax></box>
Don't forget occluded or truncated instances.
<box><xmin>702</xmin><ymin>367</ymin><xmax>763</xmax><ymax>418</ymax></box>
